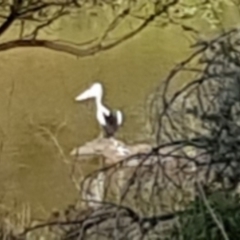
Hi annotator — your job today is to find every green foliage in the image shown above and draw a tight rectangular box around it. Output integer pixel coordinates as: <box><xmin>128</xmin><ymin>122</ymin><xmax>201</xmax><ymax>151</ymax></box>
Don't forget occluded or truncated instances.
<box><xmin>170</xmin><ymin>191</ymin><xmax>240</xmax><ymax>240</ymax></box>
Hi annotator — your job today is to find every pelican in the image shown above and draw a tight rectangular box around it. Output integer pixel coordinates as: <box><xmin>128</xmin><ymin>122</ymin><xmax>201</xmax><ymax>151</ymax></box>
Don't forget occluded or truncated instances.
<box><xmin>75</xmin><ymin>82</ymin><xmax>123</xmax><ymax>138</ymax></box>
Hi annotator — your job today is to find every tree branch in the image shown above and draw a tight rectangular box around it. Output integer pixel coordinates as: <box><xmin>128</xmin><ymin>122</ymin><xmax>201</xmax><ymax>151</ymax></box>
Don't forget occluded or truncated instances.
<box><xmin>0</xmin><ymin>0</ymin><xmax>180</xmax><ymax>57</ymax></box>
<box><xmin>0</xmin><ymin>9</ymin><xmax>17</xmax><ymax>35</ymax></box>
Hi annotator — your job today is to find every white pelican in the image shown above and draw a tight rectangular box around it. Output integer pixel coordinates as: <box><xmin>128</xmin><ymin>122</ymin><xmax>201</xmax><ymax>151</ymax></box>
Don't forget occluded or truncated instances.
<box><xmin>75</xmin><ymin>82</ymin><xmax>123</xmax><ymax>138</ymax></box>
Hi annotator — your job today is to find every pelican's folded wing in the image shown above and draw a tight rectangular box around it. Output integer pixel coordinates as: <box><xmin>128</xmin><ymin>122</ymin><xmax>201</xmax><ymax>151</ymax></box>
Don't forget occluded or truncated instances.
<box><xmin>116</xmin><ymin>110</ymin><xmax>123</xmax><ymax>126</ymax></box>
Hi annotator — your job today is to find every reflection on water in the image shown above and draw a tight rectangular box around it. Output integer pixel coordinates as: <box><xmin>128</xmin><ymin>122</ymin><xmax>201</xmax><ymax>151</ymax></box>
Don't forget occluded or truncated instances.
<box><xmin>0</xmin><ymin>21</ymin><xmax>200</xmax><ymax>218</ymax></box>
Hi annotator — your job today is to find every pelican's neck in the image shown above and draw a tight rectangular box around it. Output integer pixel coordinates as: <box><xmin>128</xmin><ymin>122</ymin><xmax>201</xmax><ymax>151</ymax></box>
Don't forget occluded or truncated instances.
<box><xmin>95</xmin><ymin>94</ymin><xmax>110</xmax><ymax>116</ymax></box>
<box><xmin>95</xmin><ymin>94</ymin><xmax>102</xmax><ymax>108</ymax></box>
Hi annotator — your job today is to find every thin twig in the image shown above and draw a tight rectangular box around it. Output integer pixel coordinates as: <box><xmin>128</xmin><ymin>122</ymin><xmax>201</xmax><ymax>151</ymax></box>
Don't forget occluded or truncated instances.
<box><xmin>197</xmin><ymin>181</ymin><xmax>230</xmax><ymax>240</ymax></box>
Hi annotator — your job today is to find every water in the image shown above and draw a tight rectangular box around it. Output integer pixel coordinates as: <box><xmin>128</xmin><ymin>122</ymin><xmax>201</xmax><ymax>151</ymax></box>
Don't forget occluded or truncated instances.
<box><xmin>0</xmin><ymin>8</ymin><xmax>234</xmax><ymax>217</ymax></box>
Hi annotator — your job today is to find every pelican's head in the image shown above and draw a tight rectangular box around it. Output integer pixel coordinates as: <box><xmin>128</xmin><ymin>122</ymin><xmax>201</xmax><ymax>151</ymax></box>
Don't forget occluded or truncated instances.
<box><xmin>75</xmin><ymin>82</ymin><xmax>103</xmax><ymax>102</ymax></box>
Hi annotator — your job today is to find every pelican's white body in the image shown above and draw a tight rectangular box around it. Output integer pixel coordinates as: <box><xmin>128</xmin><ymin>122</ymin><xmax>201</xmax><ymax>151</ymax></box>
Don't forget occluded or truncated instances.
<box><xmin>75</xmin><ymin>82</ymin><xmax>123</xmax><ymax>127</ymax></box>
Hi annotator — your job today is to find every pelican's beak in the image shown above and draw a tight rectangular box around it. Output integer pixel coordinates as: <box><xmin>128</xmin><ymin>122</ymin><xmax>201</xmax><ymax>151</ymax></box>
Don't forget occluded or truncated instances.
<box><xmin>75</xmin><ymin>88</ymin><xmax>93</xmax><ymax>101</ymax></box>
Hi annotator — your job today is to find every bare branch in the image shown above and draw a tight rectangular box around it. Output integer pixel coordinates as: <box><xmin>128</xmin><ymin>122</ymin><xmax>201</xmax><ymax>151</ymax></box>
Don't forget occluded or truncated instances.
<box><xmin>0</xmin><ymin>0</ymin><xmax>178</xmax><ymax>58</ymax></box>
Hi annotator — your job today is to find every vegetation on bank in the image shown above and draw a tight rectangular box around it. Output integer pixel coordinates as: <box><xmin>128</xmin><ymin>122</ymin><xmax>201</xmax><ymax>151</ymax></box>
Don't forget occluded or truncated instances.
<box><xmin>0</xmin><ymin>26</ymin><xmax>240</xmax><ymax>240</ymax></box>
<box><xmin>0</xmin><ymin>0</ymin><xmax>240</xmax><ymax>239</ymax></box>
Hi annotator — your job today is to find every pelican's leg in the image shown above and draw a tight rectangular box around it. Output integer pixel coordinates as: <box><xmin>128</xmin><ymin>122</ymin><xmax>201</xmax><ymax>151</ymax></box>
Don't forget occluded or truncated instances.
<box><xmin>97</xmin><ymin>132</ymin><xmax>104</xmax><ymax>140</ymax></box>
<box><xmin>97</xmin><ymin>127</ymin><xmax>105</xmax><ymax>139</ymax></box>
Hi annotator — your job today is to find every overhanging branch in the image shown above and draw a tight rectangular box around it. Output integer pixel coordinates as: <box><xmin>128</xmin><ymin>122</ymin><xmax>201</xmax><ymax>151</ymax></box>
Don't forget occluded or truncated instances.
<box><xmin>0</xmin><ymin>0</ymin><xmax>180</xmax><ymax>57</ymax></box>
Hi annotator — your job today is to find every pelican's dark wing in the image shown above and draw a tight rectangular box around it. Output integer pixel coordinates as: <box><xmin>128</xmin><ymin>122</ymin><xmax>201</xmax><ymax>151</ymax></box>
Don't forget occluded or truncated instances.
<box><xmin>102</xmin><ymin>112</ymin><xmax>118</xmax><ymax>138</ymax></box>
